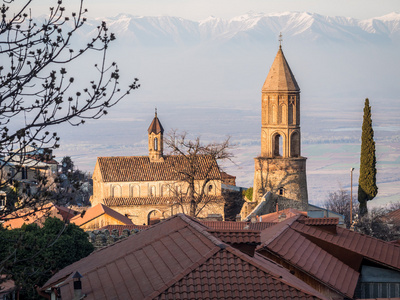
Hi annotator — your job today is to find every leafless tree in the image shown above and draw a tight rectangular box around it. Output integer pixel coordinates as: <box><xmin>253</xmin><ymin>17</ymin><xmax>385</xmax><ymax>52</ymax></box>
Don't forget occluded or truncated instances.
<box><xmin>165</xmin><ymin>130</ymin><xmax>233</xmax><ymax>217</ymax></box>
<box><xmin>0</xmin><ymin>0</ymin><xmax>139</xmax><ymax>222</ymax></box>
<box><xmin>325</xmin><ymin>188</ymin><xmax>357</xmax><ymax>228</ymax></box>
<box><xmin>353</xmin><ymin>207</ymin><xmax>399</xmax><ymax>242</ymax></box>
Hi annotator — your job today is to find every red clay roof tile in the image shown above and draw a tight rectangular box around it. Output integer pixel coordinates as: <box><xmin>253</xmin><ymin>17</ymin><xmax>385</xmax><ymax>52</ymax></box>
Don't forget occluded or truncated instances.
<box><xmin>104</xmin><ymin>195</ymin><xmax>225</xmax><ymax>206</ymax></box>
<box><xmin>97</xmin><ymin>155</ymin><xmax>221</xmax><ymax>182</ymax></box>
<box><xmin>291</xmin><ymin>221</ymin><xmax>400</xmax><ymax>270</ymax></box>
<box><xmin>259</xmin><ymin>215</ymin><xmax>400</xmax><ymax>299</ymax></box>
<box><xmin>303</xmin><ymin>217</ymin><xmax>339</xmax><ymax>226</ymax></box>
<box><xmin>202</xmin><ymin>220</ymin><xmax>275</xmax><ymax>231</ymax></box>
<box><xmin>42</xmin><ymin>214</ymin><xmax>327</xmax><ymax>300</ymax></box>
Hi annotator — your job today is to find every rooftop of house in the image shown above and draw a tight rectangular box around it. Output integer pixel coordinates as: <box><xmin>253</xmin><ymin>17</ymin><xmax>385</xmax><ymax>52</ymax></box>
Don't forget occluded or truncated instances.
<box><xmin>260</xmin><ymin>208</ymin><xmax>306</xmax><ymax>223</ymax></box>
<box><xmin>258</xmin><ymin>214</ymin><xmax>400</xmax><ymax>299</ymax></box>
<box><xmin>387</xmin><ymin>208</ymin><xmax>400</xmax><ymax>226</ymax></box>
<box><xmin>42</xmin><ymin>214</ymin><xmax>327</xmax><ymax>300</ymax></box>
<box><xmin>70</xmin><ymin>203</ymin><xmax>133</xmax><ymax>227</ymax></box>
<box><xmin>1</xmin><ymin>204</ymin><xmax>77</xmax><ymax>229</ymax></box>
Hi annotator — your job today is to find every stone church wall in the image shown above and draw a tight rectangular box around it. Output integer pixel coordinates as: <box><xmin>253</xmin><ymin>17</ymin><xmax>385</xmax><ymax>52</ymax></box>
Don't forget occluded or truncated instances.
<box><xmin>253</xmin><ymin>157</ymin><xmax>308</xmax><ymax>212</ymax></box>
<box><xmin>109</xmin><ymin>201</ymin><xmax>225</xmax><ymax>225</ymax></box>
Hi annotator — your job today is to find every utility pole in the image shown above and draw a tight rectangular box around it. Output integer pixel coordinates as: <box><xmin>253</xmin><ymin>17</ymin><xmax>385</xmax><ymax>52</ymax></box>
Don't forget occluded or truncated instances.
<box><xmin>350</xmin><ymin>168</ymin><xmax>354</xmax><ymax>227</ymax></box>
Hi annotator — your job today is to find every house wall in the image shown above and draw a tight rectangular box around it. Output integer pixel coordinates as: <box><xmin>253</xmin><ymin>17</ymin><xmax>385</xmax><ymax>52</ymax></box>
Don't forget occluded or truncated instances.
<box><xmin>79</xmin><ymin>214</ymin><xmax>128</xmax><ymax>231</ymax></box>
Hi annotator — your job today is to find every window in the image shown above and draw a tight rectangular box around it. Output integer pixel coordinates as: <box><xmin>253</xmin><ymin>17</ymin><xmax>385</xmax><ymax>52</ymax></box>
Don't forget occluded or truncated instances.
<box><xmin>111</xmin><ymin>185</ymin><xmax>122</xmax><ymax>198</ymax></box>
<box><xmin>290</xmin><ymin>132</ymin><xmax>300</xmax><ymax>157</ymax></box>
<box><xmin>273</xmin><ymin>134</ymin><xmax>283</xmax><ymax>157</ymax></box>
<box><xmin>21</xmin><ymin>167</ymin><xmax>28</xmax><ymax>180</ymax></box>
<box><xmin>278</xmin><ymin>187</ymin><xmax>284</xmax><ymax>196</ymax></box>
<box><xmin>154</xmin><ymin>137</ymin><xmax>158</xmax><ymax>151</ymax></box>
<box><xmin>208</xmin><ymin>185</ymin><xmax>213</xmax><ymax>194</ymax></box>
<box><xmin>149</xmin><ymin>186</ymin><xmax>156</xmax><ymax>197</ymax></box>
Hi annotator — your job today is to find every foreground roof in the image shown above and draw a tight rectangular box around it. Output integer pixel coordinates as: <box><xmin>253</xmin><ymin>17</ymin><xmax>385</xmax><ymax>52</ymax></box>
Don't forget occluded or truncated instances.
<box><xmin>42</xmin><ymin>214</ymin><xmax>326</xmax><ymax>300</ymax></box>
<box><xmin>96</xmin><ymin>155</ymin><xmax>221</xmax><ymax>182</ymax></box>
<box><xmin>258</xmin><ymin>215</ymin><xmax>400</xmax><ymax>299</ymax></box>
<box><xmin>262</xmin><ymin>46</ymin><xmax>300</xmax><ymax>92</ymax></box>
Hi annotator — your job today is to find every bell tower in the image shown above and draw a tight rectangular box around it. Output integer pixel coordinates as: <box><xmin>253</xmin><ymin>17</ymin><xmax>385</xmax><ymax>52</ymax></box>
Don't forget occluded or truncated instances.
<box><xmin>252</xmin><ymin>42</ymin><xmax>308</xmax><ymax>211</ymax></box>
<box><xmin>148</xmin><ymin>109</ymin><xmax>164</xmax><ymax>162</ymax></box>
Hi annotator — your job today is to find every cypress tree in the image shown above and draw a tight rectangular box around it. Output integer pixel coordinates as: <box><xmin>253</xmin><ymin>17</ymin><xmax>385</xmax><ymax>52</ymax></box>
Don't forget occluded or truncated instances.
<box><xmin>358</xmin><ymin>98</ymin><xmax>378</xmax><ymax>216</ymax></box>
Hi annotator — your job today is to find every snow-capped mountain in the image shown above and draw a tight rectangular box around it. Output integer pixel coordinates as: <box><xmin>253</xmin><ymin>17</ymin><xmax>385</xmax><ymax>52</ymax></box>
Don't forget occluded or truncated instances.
<box><xmin>86</xmin><ymin>12</ymin><xmax>400</xmax><ymax>46</ymax></box>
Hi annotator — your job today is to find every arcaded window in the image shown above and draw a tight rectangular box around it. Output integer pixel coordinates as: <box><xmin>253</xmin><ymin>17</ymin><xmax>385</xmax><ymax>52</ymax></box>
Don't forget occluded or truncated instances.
<box><xmin>290</xmin><ymin>132</ymin><xmax>300</xmax><ymax>157</ymax></box>
<box><xmin>130</xmin><ymin>185</ymin><xmax>140</xmax><ymax>197</ymax></box>
<box><xmin>112</xmin><ymin>185</ymin><xmax>122</xmax><ymax>198</ymax></box>
<box><xmin>273</xmin><ymin>134</ymin><xmax>283</xmax><ymax>157</ymax></box>
<box><xmin>149</xmin><ymin>185</ymin><xmax>156</xmax><ymax>197</ymax></box>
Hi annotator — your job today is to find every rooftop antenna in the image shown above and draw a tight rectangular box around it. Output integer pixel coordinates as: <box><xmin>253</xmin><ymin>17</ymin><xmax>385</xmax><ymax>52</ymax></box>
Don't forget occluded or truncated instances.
<box><xmin>279</xmin><ymin>32</ymin><xmax>283</xmax><ymax>49</ymax></box>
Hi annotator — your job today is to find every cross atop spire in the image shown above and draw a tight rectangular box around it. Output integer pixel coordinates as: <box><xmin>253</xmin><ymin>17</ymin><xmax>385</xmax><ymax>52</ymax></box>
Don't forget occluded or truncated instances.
<box><xmin>279</xmin><ymin>32</ymin><xmax>283</xmax><ymax>49</ymax></box>
<box><xmin>155</xmin><ymin>107</ymin><xmax>157</xmax><ymax>117</ymax></box>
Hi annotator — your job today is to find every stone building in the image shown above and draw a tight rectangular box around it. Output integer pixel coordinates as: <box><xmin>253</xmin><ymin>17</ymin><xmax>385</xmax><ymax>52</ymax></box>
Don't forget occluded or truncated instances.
<box><xmin>91</xmin><ymin>112</ymin><xmax>225</xmax><ymax>225</ymax></box>
<box><xmin>252</xmin><ymin>45</ymin><xmax>308</xmax><ymax>211</ymax></box>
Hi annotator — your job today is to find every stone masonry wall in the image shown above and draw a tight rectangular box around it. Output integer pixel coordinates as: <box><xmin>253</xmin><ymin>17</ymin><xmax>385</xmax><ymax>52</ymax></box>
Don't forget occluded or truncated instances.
<box><xmin>253</xmin><ymin>157</ymin><xmax>308</xmax><ymax>212</ymax></box>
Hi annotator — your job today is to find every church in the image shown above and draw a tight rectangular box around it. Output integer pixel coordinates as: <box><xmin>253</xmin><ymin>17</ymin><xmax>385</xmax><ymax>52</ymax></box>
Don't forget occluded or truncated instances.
<box><xmin>252</xmin><ymin>43</ymin><xmax>308</xmax><ymax>211</ymax></box>
<box><xmin>90</xmin><ymin>112</ymin><xmax>225</xmax><ymax>225</ymax></box>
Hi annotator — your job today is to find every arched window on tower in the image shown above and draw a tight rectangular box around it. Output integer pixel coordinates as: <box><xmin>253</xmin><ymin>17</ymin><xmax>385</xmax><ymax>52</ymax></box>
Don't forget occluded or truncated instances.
<box><xmin>154</xmin><ymin>137</ymin><xmax>158</xmax><ymax>151</ymax></box>
<box><xmin>288</xmin><ymin>99</ymin><xmax>294</xmax><ymax>124</ymax></box>
<box><xmin>273</xmin><ymin>133</ymin><xmax>283</xmax><ymax>157</ymax></box>
<box><xmin>290</xmin><ymin>132</ymin><xmax>300</xmax><ymax>157</ymax></box>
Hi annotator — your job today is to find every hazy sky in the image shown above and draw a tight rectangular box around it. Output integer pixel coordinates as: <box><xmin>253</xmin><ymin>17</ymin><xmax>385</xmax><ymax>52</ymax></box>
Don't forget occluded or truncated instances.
<box><xmin>83</xmin><ymin>0</ymin><xmax>399</xmax><ymax>20</ymax></box>
<box><xmin>30</xmin><ymin>0</ymin><xmax>400</xmax><ymax>20</ymax></box>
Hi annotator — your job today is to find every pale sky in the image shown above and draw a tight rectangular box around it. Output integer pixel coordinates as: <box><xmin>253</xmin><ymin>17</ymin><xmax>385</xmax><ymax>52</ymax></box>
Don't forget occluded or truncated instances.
<box><xmin>31</xmin><ymin>0</ymin><xmax>400</xmax><ymax>20</ymax></box>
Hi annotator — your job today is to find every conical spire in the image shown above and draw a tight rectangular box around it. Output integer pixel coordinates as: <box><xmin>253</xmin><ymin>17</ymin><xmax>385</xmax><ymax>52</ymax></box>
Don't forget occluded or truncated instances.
<box><xmin>148</xmin><ymin>108</ymin><xmax>164</xmax><ymax>134</ymax></box>
<box><xmin>262</xmin><ymin>47</ymin><xmax>300</xmax><ymax>92</ymax></box>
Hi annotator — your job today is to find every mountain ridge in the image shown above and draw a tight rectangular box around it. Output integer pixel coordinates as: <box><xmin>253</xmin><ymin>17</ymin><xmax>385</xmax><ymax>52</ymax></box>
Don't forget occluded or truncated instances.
<box><xmin>83</xmin><ymin>11</ymin><xmax>400</xmax><ymax>45</ymax></box>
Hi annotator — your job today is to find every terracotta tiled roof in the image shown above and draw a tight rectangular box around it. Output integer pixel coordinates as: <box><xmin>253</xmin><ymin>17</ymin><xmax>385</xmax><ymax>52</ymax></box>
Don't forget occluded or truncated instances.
<box><xmin>70</xmin><ymin>203</ymin><xmax>133</xmax><ymax>226</ymax></box>
<box><xmin>202</xmin><ymin>221</ymin><xmax>275</xmax><ymax>231</ymax></box>
<box><xmin>97</xmin><ymin>155</ymin><xmax>221</xmax><ymax>182</ymax></box>
<box><xmin>148</xmin><ymin>114</ymin><xmax>164</xmax><ymax>134</ymax></box>
<box><xmin>220</xmin><ymin>171</ymin><xmax>235</xmax><ymax>180</ymax></box>
<box><xmin>208</xmin><ymin>229</ymin><xmax>260</xmax><ymax>244</ymax></box>
<box><xmin>54</xmin><ymin>205</ymin><xmax>79</xmax><ymax>221</ymax></box>
<box><xmin>2</xmin><ymin>203</ymin><xmax>65</xmax><ymax>229</ymax></box>
<box><xmin>262</xmin><ymin>47</ymin><xmax>300</xmax><ymax>92</ymax></box>
<box><xmin>291</xmin><ymin>219</ymin><xmax>400</xmax><ymax>270</ymax></box>
<box><xmin>104</xmin><ymin>195</ymin><xmax>225</xmax><ymax>206</ymax></box>
<box><xmin>262</xmin><ymin>225</ymin><xmax>359</xmax><ymax>298</ymax></box>
<box><xmin>302</xmin><ymin>217</ymin><xmax>339</xmax><ymax>226</ymax></box>
<box><xmin>42</xmin><ymin>214</ymin><xmax>327</xmax><ymax>300</ymax></box>
<box><xmin>387</xmin><ymin>208</ymin><xmax>400</xmax><ymax>226</ymax></box>
<box><xmin>260</xmin><ymin>208</ymin><xmax>306</xmax><ymax>223</ymax></box>
<box><xmin>258</xmin><ymin>215</ymin><xmax>400</xmax><ymax>299</ymax></box>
